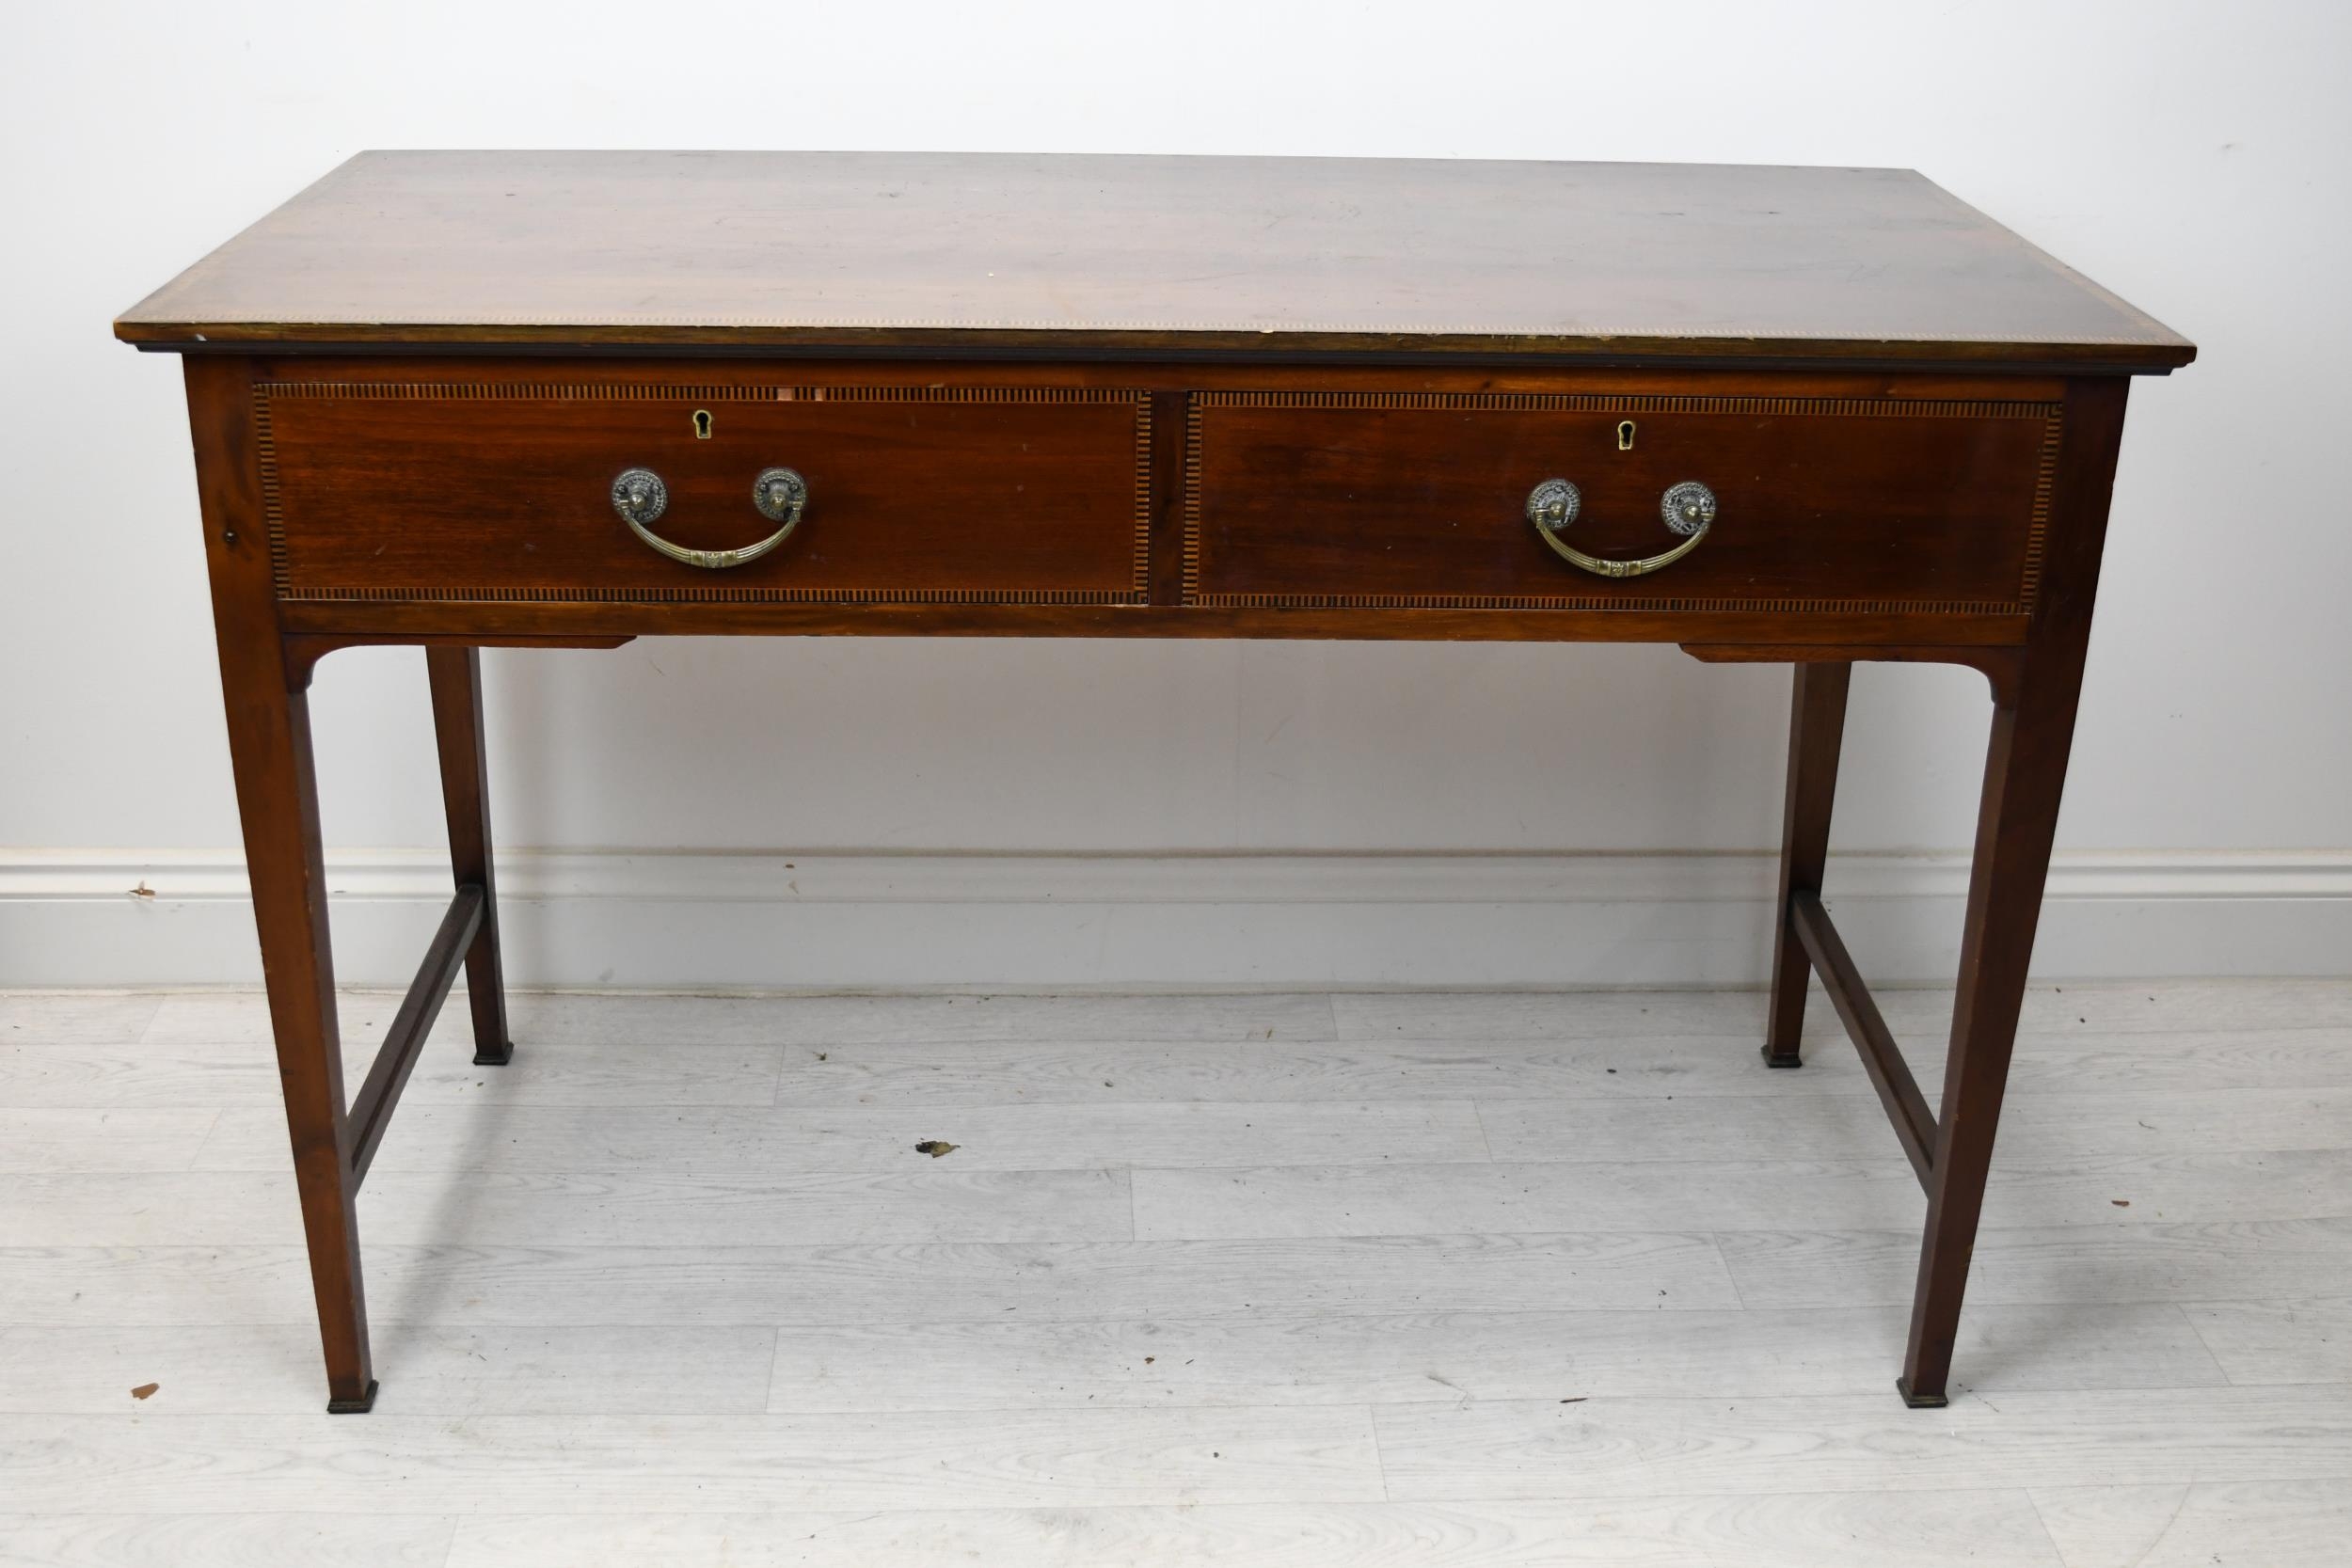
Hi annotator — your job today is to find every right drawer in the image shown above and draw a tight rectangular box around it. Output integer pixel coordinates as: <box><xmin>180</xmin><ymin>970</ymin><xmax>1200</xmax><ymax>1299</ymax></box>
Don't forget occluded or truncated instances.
<box><xmin>1184</xmin><ymin>390</ymin><xmax>2062</xmax><ymax>615</ymax></box>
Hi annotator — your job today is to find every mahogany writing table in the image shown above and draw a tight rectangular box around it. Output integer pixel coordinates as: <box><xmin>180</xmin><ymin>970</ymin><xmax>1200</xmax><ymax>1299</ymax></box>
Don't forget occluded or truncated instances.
<box><xmin>116</xmin><ymin>151</ymin><xmax>2194</xmax><ymax>1412</ymax></box>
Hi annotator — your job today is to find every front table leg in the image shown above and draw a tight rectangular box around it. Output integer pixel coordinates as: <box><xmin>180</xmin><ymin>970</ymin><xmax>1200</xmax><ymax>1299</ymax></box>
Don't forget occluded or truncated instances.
<box><xmin>1898</xmin><ymin>376</ymin><xmax>2124</xmax><ymax>1407</ymax></box>
<box><xmin>189</xmin><ymin>356</ymin><xmax>374</xmax><ymax>1411</ymax></box>
<box><xmin>1898</xmin><ymin>656</ymin><xmax>2087</xmax><ymax>1406</ymax></box>
<box><xmin>219</xmin><ymin>659</ymin><xmax>378</xmax><ymax>1413</ymax></box>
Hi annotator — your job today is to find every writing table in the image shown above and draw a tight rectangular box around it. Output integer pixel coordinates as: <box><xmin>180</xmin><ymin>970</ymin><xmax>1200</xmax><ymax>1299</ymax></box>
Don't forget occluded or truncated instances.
<box><xmin>116</xmin><ymin>150</ymin><xmax>2195</xmax><ymax>1411</ymax></box>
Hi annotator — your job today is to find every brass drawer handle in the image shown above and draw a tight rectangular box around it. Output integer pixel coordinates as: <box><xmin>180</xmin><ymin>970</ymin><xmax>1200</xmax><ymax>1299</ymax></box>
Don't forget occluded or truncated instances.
<box><xmin>1527</xmin><ymin>479</ymin><xmax>1716</xmax><ymax>578</ymax></box>
<box><xmin>611</xmin><ymin>466</ymin><xmax>807</xmax><ymax>569</ymax></box>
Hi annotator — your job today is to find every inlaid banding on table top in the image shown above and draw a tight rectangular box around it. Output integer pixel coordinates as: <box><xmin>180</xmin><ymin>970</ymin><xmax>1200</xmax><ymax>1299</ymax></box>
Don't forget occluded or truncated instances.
<box><xmin>251</xmin><ymin>382</ymin><xmax>1154</xmax><ymax>608</ymax></box>
<box><xmin>1183</xmin><ymin>390</ymin><xmax>2063</xmax><ymax>615</ymax></box>
<box><xmin>178</xmin><ymin>315</ymin><xmax>2193</xmax><ymax>346</ymax></box>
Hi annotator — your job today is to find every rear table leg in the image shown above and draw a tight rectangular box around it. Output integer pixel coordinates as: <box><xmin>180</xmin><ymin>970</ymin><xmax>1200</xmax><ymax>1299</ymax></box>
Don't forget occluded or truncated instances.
<box><xmin>427</xmin><ymin>646</ymin><xmax>513</xmax><ymax>1067</ymax></box>
<box><xmin>1763</xmin><ymin>661</ymin><xmax>1851</xmax><ymax>1068</ymax></box>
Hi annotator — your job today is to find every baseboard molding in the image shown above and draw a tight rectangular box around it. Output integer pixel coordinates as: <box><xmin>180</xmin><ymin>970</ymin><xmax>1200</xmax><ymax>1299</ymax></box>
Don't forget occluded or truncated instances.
<box><xmin>4</xmin><ymin>847</ymin><xmax>2347</xmax><ymax>988</ymax></box>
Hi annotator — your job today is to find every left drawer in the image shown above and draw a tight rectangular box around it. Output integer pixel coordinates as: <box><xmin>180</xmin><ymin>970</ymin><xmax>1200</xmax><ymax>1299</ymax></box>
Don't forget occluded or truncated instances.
<box><xmin>254</xmin><ymin>379</ymin><xmax>1152</xmax><ymax>604</ymax></box>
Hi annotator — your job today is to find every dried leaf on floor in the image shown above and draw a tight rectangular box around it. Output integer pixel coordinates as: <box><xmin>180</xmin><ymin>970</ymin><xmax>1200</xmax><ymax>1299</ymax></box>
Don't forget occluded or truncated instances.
<box><xmin>130</xmin><ymin>1383</ymin><xmax>159</xmax><ymax>1401</ymax></box>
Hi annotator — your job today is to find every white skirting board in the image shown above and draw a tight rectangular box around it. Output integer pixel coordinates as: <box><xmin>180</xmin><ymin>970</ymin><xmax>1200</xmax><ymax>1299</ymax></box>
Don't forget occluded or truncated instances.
<box><xmin>2</xmin><ymin>848</ymin><xmax>2347</xmax><ymax>989</ymax></box>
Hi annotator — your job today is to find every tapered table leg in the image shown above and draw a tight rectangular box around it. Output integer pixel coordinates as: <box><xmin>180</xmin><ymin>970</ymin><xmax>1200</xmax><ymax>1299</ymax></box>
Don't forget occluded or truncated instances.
<box><xmin>188</xmin><ymin>356</ymin><xmax>375</xmax><ymax>1412</ymax></box>
<box><xmin>1763</xmin><ymin>661</ymin><xmax>1852</xmax><ymax>1067</ymax></box>
<box><xmin>1899</xmin><ymin>661</ymin><xmax>2086</xmax><ymax>1404</ymax></box>
<box><xmin>427</xmin><ymin>646</ymin><xmax>513</xmax><ymax>1066</ymax></box>
<box><xmin>218</xmin><ymin>656</ymin><xmax>376</xmax><ymax>1413</ymax></box>
<box><xmin>1899</xmin><ymin>376</ymin><xmax>2126</xmax><ymax>1407</ymax></box>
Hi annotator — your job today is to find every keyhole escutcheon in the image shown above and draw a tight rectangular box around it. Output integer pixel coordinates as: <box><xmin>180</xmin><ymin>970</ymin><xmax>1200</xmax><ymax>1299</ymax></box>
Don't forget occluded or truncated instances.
<box><xmin>1616</xmin><ymin>420</ymin><xmax>1636</xmax><ymax>451</ymax></box>
<box><xmin>692</xmin><ymin>409</ymin><xmax>714</xmax><ymax>439</ymax></box>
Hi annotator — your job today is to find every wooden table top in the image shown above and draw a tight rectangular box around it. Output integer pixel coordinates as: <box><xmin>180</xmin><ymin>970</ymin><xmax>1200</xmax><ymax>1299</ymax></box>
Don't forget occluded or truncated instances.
<box><xmin>115</xmin><ymin>150</ymin><xmax>2191</xmax><ymax>370</ymax></box>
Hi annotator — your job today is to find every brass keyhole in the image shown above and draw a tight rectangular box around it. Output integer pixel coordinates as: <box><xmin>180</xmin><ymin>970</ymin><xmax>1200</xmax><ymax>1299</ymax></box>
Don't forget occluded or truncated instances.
<box><xmin>1616</xmin><ymin>420</ymin><xmax>1636</xmax><ymax>451</ymax></box>
<box><xmin>692</xmin><ymin>409</ymin><xmax>714</xmax><ymax>439</ymax></box>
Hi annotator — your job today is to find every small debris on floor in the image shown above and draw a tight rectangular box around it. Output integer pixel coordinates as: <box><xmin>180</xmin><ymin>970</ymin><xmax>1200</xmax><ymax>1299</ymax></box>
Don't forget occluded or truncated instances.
<box><xmin>128</xmin><ymin>882</ymin><xmax>155</xmax><ymax>901</ymax></box>
<box><xmin>130</xmin><ymin>1383</ymin><xmax>158</xmax><ymax>1401</ymax></box>
<box><xmin>1560</xmin><ymin>1397</ymin><xmax>1586</xmax><ymax>1404</ymax></box>
<box><xmin>2112</xmin><ymin>1198</ymin><xmax>2131</xmax><ymax>1207</ymax></box>
<box><xmin>816</xmin><ymin>1052</ymin><xmax>828</xmax><ymax>1061</ymax></box>
<box><xmin>1145</xmin><ymin>1356</ymin><xmax>1155</xmax><ymax>1365</ymax></box>
<box><xmin>914</xmin><ymin>1140</ymin><xmax>958</xmax><ymax>1158</ymax></box>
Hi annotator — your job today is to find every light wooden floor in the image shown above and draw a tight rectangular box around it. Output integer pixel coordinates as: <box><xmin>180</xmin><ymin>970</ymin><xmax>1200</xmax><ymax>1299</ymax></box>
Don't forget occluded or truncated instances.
<box><xmin>3</xmin><ymin>980</ymin><xmax>2350</xmax><ymax>1567</ymax></box>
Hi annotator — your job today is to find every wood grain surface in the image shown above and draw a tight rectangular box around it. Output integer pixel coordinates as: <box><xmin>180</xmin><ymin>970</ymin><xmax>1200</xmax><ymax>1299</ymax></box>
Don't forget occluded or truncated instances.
<box><xmin>114</xmin><ymin>152</ymin><xmax>2193</xmax><ymax>369</ymax></box>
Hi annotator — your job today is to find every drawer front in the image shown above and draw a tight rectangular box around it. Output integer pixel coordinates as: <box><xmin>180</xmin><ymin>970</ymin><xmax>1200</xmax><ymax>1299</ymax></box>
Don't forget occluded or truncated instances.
<box><xmin>1184</xmin><ymin>391</ymin><xmax>2061</xmax><ymax>616</ymax></box>
<box><xmin>257</xmin><ymin>381</ymin><xmax>1152</xmax><ymax>604</ymax></box>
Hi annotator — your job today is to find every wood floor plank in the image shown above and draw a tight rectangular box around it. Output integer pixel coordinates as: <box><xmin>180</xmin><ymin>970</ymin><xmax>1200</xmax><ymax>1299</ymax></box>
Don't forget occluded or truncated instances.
<box><xmin>137</xmin><ymin>990</ymin><xmax>407</xmax><ymax>1047</ymax></box>
<box><xmin>763</xmin><ymin>1302</ymin><xmax>2220</xmax><ymax>1413</ymax></box>
<box><xmin>0</xmin><ymin>1406</ymin><xmax>1385</xmax><ymax>1513</ymax></box>
<box><xmin>195</xmin><ymin>1099</ymin><xmax>1493</xmax><ymax>1175</ymax></box>
<box><xmin>0</xmin><ymin>1323</ymin><xmax>775</xmax><ymax>1415</ymax></box>
<box><xmin>0</xmin><ymin>1167</ymin><xmax>1135</xmax><ymax>1247</ymax></box>
<box><xmin>1997</xmin><ymin>980</ymin><xmax>2352</xmax><ymax>1035</ymax></box>
<box><xmin>1334</xmin><ymin>981</ymin><xmax>2352</xmax><ymax>1041</ymax></box>
<box><xmin>2001</xmin><ymin>1029</ymin><xmax>2352</xmax><ymax>1093</ymax></box>
<box><xmin>769</xmin><ymin>1033</ymin><xmax>1880</xmax><ymax>1107</ymax></box>
<box><xmin>0</xmin><ymin>1513</ymin><xmax>455</xmax><ymax>1568</ymax></box>
<box><xmin>1719</xmin><ymin>1219</ymin><xmax>2352</xmax><ymax>1308</ymax></box>
<box><xmin>441</xmin><ymin>1491</ymin><xmax>2068</xmax><ymax>1568</ymax></box>
<box><xmin>1334</xmin><ymin>991</ymin><xmax>1775</xmax><ymax>1040</ymax></box>
<box><xmin>1478</xmin><ymin>1087</ymin><xmax>2352</xmax><ymax>1164</ymax></box>
<box><xmin>2028</xmin><ymin>1479</ymin><xmax>2352</xmax><ymax>1568</ymax></box>
<box><xmin>0</xmin><ymin>993</ymin><xmax>161</xmax><ymax>1046</ymax></box>
<box><xmin>0</xmin><ymin>1034</ymin><xmax>784</xmax><ymax>1109</ymax></box>
<box><xmin>0</xmin><ymin>1233</ymin><xmax>1742</xmax><ymax>1326</ymax></box>
<box><xmin>1135</xmin><ymin>1159</ymin><xmax>1927</xmax><ymax>1239</ymax></box>
<box><xmin>1134</xmin><ymin>1150</ymin><xmax>2352</xmax><ymax>1241</ymax></box>
<box><xmin>137</xmin><ymin>988</ymin><xmax>1339</xmax><ymax>1047</ymax></box>
<box><xmin>1373</xmin><ymin>1384</ymin><xmax>2352</xmax><ymax>1501</ymax></box>
<box><xmin>0</xmin><ymin>1110</ymin><xmax>217</xmax><ymax>1174</ymax></box>
<box><xmin>486</xmin><ymin>990</ymin><xmax>1342</xmax><ymax>1047</ymax></box>
<box><xmin>2180</xmin><ymin>1297</ymin><xmax>2352</xmax><ymax>1384</ymax></box>
<box><xmin>765</xmin><ymin>1026</ymin><xmax>2352</xmax><ymax>1109</ymax></box>
<box><xmin>22</xmin><ymin>1025</ymin><xmax>2344</xmax><ymax>1112</ymax></box>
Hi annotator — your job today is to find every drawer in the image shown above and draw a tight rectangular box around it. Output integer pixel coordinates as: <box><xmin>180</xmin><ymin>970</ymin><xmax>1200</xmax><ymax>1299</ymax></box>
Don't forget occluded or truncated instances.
<box><xmin>256</xmin><ymin>380</ymin><xmax>1152</xmax><ymax>604</ymax></box>
<box><xmin>1184</xmin><ymin>391</ymin><xmax>2061</xmax><ymax>615</ymax></box>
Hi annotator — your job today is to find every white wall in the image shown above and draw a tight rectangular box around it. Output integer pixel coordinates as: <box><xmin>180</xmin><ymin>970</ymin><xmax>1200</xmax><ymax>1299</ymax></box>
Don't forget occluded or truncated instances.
<box><xmin>3</xmin><ymin>1</ymin><xmax>2347</xmax><ymax>987</ymax></box>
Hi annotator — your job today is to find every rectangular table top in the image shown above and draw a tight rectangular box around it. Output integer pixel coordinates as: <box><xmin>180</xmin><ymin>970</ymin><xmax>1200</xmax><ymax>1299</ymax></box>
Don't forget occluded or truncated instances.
<box><xmin>115</xmin><ymin>150</ymin><xmax>2191</xmax><ymax>371</ymax></box>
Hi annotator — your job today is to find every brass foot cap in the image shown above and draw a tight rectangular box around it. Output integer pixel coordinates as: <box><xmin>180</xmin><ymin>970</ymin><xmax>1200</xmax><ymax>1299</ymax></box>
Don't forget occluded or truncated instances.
<box><xmin>326</xmin><ymin>1379</ymin><xmax>379</xmax><ymax>1415</ymax></box>
<box><xmin>1895</xmin><ymin>1376</ymin><xmax>1948</xmax><ymax>1409</ymax></box>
